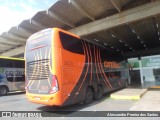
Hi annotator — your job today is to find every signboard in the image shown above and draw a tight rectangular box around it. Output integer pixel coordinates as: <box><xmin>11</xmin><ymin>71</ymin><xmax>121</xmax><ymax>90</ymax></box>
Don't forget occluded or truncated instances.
<box><xmin>142</xmin><ymin>57</ymin><xmax>160</xmax><ymax>67</ymax></box>
<box><xmin>128</xmin><ymin>58</ymin><xmax>139</xmax><ymax>68</ymax></box>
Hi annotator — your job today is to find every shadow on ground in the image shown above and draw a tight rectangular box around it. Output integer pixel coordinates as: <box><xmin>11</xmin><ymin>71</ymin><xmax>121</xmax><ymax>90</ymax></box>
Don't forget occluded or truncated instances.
<box><xmin>1</xmin><ymin>91</ymin><xmax>25</xmax><ymax>97</ymax></box>
<box><xmin>37</xmin><ymin>88</ymin><xmax>126</xmax><ymax>116</ymax></box>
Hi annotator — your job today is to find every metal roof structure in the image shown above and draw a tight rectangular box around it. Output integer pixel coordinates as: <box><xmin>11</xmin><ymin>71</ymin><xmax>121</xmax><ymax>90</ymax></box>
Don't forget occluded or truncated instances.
<box><xmin>0</xmin><ymin>0</ymin><xmax>160</xmax><ymax>58</ymax></box>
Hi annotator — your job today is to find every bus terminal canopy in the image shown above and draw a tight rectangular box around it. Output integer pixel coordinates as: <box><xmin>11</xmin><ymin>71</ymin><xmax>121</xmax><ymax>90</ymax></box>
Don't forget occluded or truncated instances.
<box><xmin>0</xmin><ymin>0</ymin><xmax>160</xmax><ymax>58</ymax></box>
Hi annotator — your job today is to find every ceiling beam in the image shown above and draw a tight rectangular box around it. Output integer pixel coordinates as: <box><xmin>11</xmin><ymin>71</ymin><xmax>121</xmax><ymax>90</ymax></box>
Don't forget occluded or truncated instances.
<box><xmin>0</xmin><ymin>44</ymin><xmax>12</xmax><ymax>48</ymax></box>
<box><xmin>6</xmin><ymin>33</ymin><xmax>26</xmax><ymax>42</ymax></box>
<box><xmin>30</xmin><ymin>19</ymin><xmax>46</xmax><ymax>30</ymax></box>
<box><xmin>17</xmin><ymin>26</ymin><xmax>33</xmax><ymax>36</ymax></box>
<box><xmin>8</xmin><ymin>32</ymin><xmax>27</xmax><ymax>39</ymax></box>
<box><xmin>21</xmin><ymin>20</ymin><xmax>41</xmax><ymax>32</ymax></box>
<box><xmin>110</xmin><ymin>29</ymin><xmax>134</xmax><ymax>50</ymax></box>
<box><xmin>70</xmin><ymin>0</ymin><xmax>95</xmax><ymax>21</ymax></box>
<box><xmin>87</xmin><ymin>33</ymin><xmax>117</xmax><ymax>49</ymax></box>
<box><xmin>0</xmin><ymin>36</ymin><xmax>21</xmax><ymax>45</ymax></box>
<box><xmin>8</xmin><ymin>27</ymin><xmax>30</xmax><ymax>38</ymax></box>
<box><xmin>0</xmin><ymin>46</ymin><xmax>25</xmax><ymax>57</ymax></box>
<box><xmin>128</xmin><ymin>24</ymin><xmax>148</xmax><ymax>49</ymax></box>
<box><xmin>1</xmin><ymin>0</ymin><xmax>160</xmax><ymax>57</ymax></box>
<box><xmin>0</xmin><ymin>48</ymin><xmax>6</xmax><ymax>52</ymax></box>
<box><xmin>69</xmin><ymin>0</ymin><xmax>160</xmax><ymax>36</ymax></box>
<box><xmin>154</xmin><ymin>16</ymin><xmax>160</xmax><ymax>39</ymax></box>
<box><xmin>0</xmin><ymin>36</ymin><xmax>25</xmax><ymax>45</ymax></box>
<box><xmin>124</xmin><ymin>47</ymin><xmax>160</xmax><ymax>57</ymax></box>
<box><xmin>0</xmin><ymin>41</ymin><xmax>15</xmax><ymax>47</ymax></box>
<box><xmin>1</xmin><ymin>32</ymin><xmax>26</xmax><ymax>43</ymax></box>
<box><xmin>46</xmin><ymin>10</ymin><xmax>75</xmax><ymax>28</ymax></box>
<box><xmin>110</xmin><ymin>0</ymin><xmax>121</xmax><ymax>12</ymax></box>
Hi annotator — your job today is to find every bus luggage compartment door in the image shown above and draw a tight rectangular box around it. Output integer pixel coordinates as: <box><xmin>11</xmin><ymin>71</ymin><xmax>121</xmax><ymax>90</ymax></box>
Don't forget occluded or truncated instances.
<box><xmin>62</xmin><ymin>68</ymin><xmax>75</xmax><ymax>104</ymax></box>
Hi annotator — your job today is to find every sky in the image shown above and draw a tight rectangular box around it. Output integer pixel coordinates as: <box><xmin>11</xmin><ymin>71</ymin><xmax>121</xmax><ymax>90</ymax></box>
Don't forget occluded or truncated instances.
<box><xmin>0</xmin><ymin>0</ymin><xmax>57</xmax><ymax>34</ymax></box>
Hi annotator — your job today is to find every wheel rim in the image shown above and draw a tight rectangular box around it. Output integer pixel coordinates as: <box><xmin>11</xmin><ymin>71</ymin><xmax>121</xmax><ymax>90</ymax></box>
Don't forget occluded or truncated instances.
<box><xmin>87</xmin><ymin>92</ymin><xmax>91</xmax><ymax>102</ymax></box>
<box><xmin>86</xmin><ymin>89</ymin><xmax>93</xmax><ymax>103</ymax></box>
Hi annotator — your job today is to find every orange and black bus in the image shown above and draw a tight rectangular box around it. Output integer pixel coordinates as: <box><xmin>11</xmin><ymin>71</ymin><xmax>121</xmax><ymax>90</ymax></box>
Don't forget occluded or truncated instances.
<box><xmin>25</xmin><ymin>28</ymin><xmax>130</xmax><ymax>106</ymax></box>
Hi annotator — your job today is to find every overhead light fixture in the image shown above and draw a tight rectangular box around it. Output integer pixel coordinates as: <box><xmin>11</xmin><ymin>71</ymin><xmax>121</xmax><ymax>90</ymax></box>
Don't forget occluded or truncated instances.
<box><xmin>125</xmin><ymin>44</ymin><xmax>128</xmax><ymax>46</ymax></box>
<box><xmin>159</xmin><ymin>38</ymin><xmax>160</xmax><ymax>40</ymax></box>
<box><xmin>156</xmin><ymin>24</ymin><xmax>158</xmax><ymax>28</ymax></box>
<box><xmin>158</xmin><ymin>32</ymin><xmax>160</xmax><ymax>35</ymax></box>
<box><xmin>130</xmin><ymin>48</ymin><xmax>132</xmax><ymax>49</ymax></box>
<box><xmin>111</xmin><ymin>35</ymin><xmax>115</xmax><ymax>38</ymax></box>
<box><xmin>111</xmin><ymin>46</ymin><xmax>114</xmax><ymax>49</ymax></box>
<box><xmin>132</xmin><ymin>29</ymin><xmax>135</xmax><ymax>33</ymax></box>
<box><xmin>119</xmin><ymin>40</ymin><xmax>122</xmax><ymax>42</ymax></box>
<box><xmin>141</xmin><ymin>41</ymin><xmax>143</xmax><ymax>44</ymax></box>
<box><xmin>137</xmin><ymin>36</ymin><xmax>140</xmax><ymax>39</ymax></box>
<box><xmin>104</xmin><ymin>43</ymin><xmax>107</xmax><ymax>45</ymax></box>
<box><xmin>94</xmin><ymin>39</ymin><xmax>99</xmax><ymax>41</ymax></box>
<box><xmin>117</xmin><ymin>49</ymin><xmax>119</xmax><ymax>51</ymax></box>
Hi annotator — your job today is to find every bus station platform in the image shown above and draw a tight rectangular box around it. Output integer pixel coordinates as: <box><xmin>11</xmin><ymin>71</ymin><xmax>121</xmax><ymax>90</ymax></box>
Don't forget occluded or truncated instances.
<box><xmin>130</xmin><ymin>89</ymin><xmax>160</xmax><ymax>111</ymax></box>
<box><xmin>110</xmin><ymin>88</ymin><xmax>147</xmax><ymax>100</ymax></box>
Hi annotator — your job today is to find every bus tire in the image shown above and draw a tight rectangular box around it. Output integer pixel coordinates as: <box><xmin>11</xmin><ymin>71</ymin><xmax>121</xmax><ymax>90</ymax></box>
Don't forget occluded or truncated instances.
<box><xmin>0</xmin><ymin>86</ymin><xmax>8</xmax><ymax>96</ymax></box>
<box><xmin>94</xmin><ymin>85</ymin><xmax>103</xmax><ymax>100</ymax></box>
<box><xmin>84</xmin><ymin>87</ymin><xmax>93</xmax><ymax>104</ymax></box>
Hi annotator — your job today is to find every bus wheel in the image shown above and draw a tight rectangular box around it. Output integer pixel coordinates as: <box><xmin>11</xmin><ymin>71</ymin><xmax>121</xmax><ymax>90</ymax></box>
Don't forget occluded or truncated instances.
<box><xmin>0</xmin><ymin>86</ymin><xmax>8</xmax><ymax>96</ymax></box>
<box><xmin>94</xmin><ymin>85</ymin><xmax>103</xmax><ymax>100</ymax></box>
<box><xmin>84</xmin><ymin>87</ymin><xmax>93</xmax><ymax>104</ymax></box>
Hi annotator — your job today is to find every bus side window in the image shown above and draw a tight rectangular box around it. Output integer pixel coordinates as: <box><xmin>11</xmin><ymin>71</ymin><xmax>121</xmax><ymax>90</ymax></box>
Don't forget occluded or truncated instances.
<box><xmin>59</xmin><ymin>32</ymin><xmax>84</xmax><ymax>55</ymax></box>
<box><xmin>0</xmin><ymin>59</ymin><xmax>14</xmax><ymax>82</ymax></box>
<box><xmin>0</xmin><ymin>59</ymin><xmax>13</xmax><ymax>67</ymax></box>
<box><xmin>13</xmin><ymin>60</ymin><xmax>24</xmax><ymax>68</ymax></box>
<box><xmin>13</xmin><ymin>60</ymin><xmax>25</xmax><ymax>82</ymax></box>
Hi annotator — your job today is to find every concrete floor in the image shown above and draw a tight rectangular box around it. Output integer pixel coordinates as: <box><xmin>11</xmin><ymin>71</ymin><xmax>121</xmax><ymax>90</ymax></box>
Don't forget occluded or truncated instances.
<box><xmin>0</xmin><ymin>88</ymin><xmax>160</xmax><ymax>120</ymax></box>
<box><xmin>130</xmin><ymin>90</ymin><xmax>160</xmax><ymax>111</ymax></box>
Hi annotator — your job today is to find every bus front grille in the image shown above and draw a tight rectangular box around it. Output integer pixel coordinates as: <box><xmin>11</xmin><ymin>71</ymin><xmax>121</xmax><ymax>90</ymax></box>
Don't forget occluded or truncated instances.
<box><xmin>27</xmin><ymin>59</ymin><xmax>50</xmax><ymax>80</ymax></box>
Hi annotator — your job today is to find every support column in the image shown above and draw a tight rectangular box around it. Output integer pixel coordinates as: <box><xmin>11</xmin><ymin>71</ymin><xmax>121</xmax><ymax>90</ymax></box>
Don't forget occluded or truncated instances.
<box><xmin>139</xmin><ymin>60</ymin><xmax>144</xmax><ymax>87</ymax></box>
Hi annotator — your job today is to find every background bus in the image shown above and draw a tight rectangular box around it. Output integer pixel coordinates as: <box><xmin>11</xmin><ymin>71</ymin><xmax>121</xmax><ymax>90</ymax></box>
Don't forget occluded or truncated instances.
<box><xmin>0</xmin><ymin>56</ymin><xmax>25</xmax><ymax>96</ymax></box>
<box><xmin>25</xmin><ymin>28</ymin><xmax>130</xmax><ymax>106</ymax></box>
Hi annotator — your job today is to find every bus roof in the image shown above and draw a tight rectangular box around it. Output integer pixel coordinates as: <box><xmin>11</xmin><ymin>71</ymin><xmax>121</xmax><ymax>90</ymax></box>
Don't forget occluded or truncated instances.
<box><xmin>0</xmin><ymin>56</ymin><xmax>24</xmax><ymax>61</ymax></box>
<box><xmin>53</xmin><ymin>28</ymin><xmax>80</xmax><ymax>39</ymax></box>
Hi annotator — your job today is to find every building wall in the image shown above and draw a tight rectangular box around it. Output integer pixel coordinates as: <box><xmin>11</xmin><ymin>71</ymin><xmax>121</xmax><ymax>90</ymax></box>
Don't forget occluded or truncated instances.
<box><xmin>128</xmin><ymin>55</ymin><xmax>160</xmax><ymax>87</ymax></box>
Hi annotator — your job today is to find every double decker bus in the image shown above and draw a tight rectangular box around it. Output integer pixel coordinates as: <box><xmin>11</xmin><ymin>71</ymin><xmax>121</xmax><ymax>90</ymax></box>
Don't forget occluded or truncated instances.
<box><xmin>0</xmin><ymin>56</ymin><xmax>25</xmax><ymax>96</ymax></box>
<box><xmin>25</xmin><ymin>28</ymin><xmax>130</xmax><ymax>106</ymax></box>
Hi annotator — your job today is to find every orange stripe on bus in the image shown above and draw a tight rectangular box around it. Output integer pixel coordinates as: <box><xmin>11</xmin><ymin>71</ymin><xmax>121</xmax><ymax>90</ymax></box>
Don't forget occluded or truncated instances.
<box><xmin>96</xmin><ymin>46</ymin><xmax>109</xmax><ymax>87</ymax></box>
<box><xmin>73</xmin><ymin>41</ymin><xmax>89</xmax><ymax>102</ymax></box>
<box><xmin>88</xmin><ymin>43</ymin><xmax>92</xmax><ymax>85</ymax></box>
<box><xmin>94</xmin><ymin>45</ymin><xmax>100</xmax><ymax>84</ymax></box>
<box><xmin>98</xmin><ymin>48</ymin><xmax>112</xmax><ymax>89</ymax></box>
